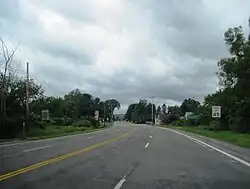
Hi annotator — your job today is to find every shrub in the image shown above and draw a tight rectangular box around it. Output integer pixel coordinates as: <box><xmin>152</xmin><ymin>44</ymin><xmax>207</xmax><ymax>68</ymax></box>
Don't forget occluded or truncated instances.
<box><xmin>229</xmin><ymin>117</ymin><xmax>249</xmax><ymax>133</ymax></box>
<box><xmin>71</xmin><ymin>119</ymin><xmax>92</xmax><ymax>127</ymax></box>
<box><xmin>209</xmin><ymin>120</ymin><xmax>220</xmax><ymax>131</ymax></box>
<box><xmin>82</xmin><ymin>116</ymin><xmax>100</xmax><ymax>128</ymax></box>
<box><xmin>172</xmin><ymin>120</ymin><xmax>185</xmax><ymax>126</ymax></box>
<box><xmin>162</xmin><ymin>114</ymin><xmax>180</xmax><ymax>124</ymax></box>
<box><xmin>30</xmin><ymin>113</ymin><xmax>46</xmax><ymax>129</ymax></box>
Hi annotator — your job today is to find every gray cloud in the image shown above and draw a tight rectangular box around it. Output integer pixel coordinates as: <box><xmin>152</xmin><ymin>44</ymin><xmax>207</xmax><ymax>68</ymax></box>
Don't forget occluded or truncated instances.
<box><xmin>1</xmin><ymin>0</ymin><xmax>250</xmax><ymax>113</ymax></box>
<box><xmin>35</xmin><ymin>40</ymin><xmax>92</xmax><ymax>65</ymax></box>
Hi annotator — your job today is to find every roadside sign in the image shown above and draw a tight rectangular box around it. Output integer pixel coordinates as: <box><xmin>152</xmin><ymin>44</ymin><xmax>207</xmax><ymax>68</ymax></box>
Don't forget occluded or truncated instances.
<box><xmin>212</xmin><ymin>106</ymin><xmax>221</xmax><ymax>118</ymax></box>
<box><xmin>185</xmin><ymin>112</ymin><xmax>193</xmax><ymax>120</ymax></box>
<box><xmin>94</xmin><ymin>110</ymin><xmax>99</xmax><ymax>120</ymax></box>
<box><xmin>41</xmin><ymin>110</ymin><xmax>49</xmax><ymax>121</ymax></box>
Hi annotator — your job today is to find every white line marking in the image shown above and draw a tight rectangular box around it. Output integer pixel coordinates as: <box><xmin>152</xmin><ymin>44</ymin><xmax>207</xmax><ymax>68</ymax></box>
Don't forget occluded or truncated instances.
<box><xmin>145</xmin><ymin>143</ymin><xmax>149</xmax><ymax>148</ymax></box>
<box><xmin>114</xmin><ymin>178</ymin><xmax>126</xmax><ymax>189</ymax></box>
<box><xmin>193</xmin><ymin>140</ymin><xmax>207</xmax><ymax>148</ymax></box>
<box><xmin>87</xmin><ymin>136</ymin><xmax>93</xmax><ymax>139</ymax></box>
<box><xmin>23</xmin><ymin>145</ymin><xmax>52</xmax><ymax>153</ymax></box>
<box><xmin>167</xmin><ymin>129</ymin><xmax>250</xmax><ymax>168</ymax></box>
<box><xmin>150</xmin><ymin>135</ymin><xmax>152</xmax><ymax>138</ymax></box>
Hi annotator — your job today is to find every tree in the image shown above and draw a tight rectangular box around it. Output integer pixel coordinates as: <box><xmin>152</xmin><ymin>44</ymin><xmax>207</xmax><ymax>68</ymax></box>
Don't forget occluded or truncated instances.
<box><xmin>1</xmin><ymin>76</ymin><xmax>43</xmax><ymax>137</ymax></box>
<box><xmin>215</xmin><ymin>21</ymin><xmax>250</xmax><ymax>132</ymax></box>
<box><xmin>0</xmin><ymin>38</ymin><xmax>18</xmax><ymax>132</ymax></box>
<box><xmin>124</xmin><ymin>104</ymin><xmax>136</xmax><ymax>121</ymax></box>
<box><xmin>162</xmin><ymin>104</ymin><xmax>167</xmax><ymax>114</ymax></box>
<box><xmin>180</xmin><ymin>98</ymin><xmax>200</xmax><ymax>116</ymax></box>
<box><xmin>124</xmin><ymin>99</ymin><xmax>156</xmax><ymax>123</ymax></box>
<box><xmin>156</xmin><ymin>105</ymin><xmax>161</xmax><ymax>116</ymax></box>
<box><xmin>168</xmin><ymin>105</ymin><xmax>181</xmax><ymax>116</ymax></box>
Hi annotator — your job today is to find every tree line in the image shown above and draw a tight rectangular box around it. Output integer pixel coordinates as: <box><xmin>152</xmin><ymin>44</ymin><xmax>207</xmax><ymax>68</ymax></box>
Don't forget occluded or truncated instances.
<box><xmin>0</xmin><ymin>39</ymin><xmax>120</xmax><ymax>138</ymax></box>
<box><xmin>124</xmin><ymin>99</ymin><xmax>156</xmax><ymax>123</ymax></box>
<box><xmin>125</xmin><ymin>20</ymin><xmax>250</xmax><ymax>133</ymax></box>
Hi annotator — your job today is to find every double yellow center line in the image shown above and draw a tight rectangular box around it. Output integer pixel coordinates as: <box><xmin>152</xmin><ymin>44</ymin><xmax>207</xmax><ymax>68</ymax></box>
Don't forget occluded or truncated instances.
<box><xmin>0</xmin><ymin>130</ymin><xmax>134</xmax><ymax>181</ymax></box>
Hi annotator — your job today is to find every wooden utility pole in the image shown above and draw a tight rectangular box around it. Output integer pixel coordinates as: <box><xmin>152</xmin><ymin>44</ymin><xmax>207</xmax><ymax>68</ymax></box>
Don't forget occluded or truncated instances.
<box><xmin>103</xmin><ymin>102</ymin><xmax>106</xmax><ymax>127</ymax></box>
<box><xmin>25</xmin><ymin>62</ymin><xmax>29</xmax><ymax>137</ymax></box>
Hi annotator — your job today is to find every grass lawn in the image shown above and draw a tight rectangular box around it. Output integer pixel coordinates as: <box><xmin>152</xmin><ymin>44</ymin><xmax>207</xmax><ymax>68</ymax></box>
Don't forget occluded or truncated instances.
<box><xmin>163</xmin><ymin>125</ymin><xmax>250</xmax><ymax>148</ymax></box>
<box><xmin>26</xmin><ymin>125</ymin><xmax>108</xmax><ymax>140</ymax></box>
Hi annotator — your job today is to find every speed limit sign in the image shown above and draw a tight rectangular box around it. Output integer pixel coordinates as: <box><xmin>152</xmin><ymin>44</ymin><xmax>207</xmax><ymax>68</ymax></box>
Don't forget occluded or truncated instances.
<box><xmin>212</xmin><ymin>106</ymin><xmax>221</xmax><ymax>118</ymax></box>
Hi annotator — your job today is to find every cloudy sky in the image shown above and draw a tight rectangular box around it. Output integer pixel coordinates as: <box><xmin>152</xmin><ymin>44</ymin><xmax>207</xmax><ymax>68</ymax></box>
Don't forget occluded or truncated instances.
<box><xmin>0</xmin><ymin>0</ymin><xmax>250</xmax><ymax>113</ymax></box>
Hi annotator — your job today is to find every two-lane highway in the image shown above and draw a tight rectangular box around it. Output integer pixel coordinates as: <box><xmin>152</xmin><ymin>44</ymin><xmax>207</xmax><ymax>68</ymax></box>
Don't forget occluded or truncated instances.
<box><xmin>1</xmin><ymin>122</ymin><xmax>250</xmax><ymax>189</ymax></box>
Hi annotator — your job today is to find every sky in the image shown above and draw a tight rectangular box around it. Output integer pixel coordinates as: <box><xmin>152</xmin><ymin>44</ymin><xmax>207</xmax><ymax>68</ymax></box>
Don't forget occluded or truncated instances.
<box><xmin>0</xmin><ymin>0</ymin><xmax>250</xmax><ymax>113</ymax></box>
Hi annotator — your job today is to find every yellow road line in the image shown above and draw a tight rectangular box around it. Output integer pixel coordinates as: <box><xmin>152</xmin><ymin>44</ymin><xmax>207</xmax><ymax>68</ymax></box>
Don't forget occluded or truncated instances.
<box><xmin>0</xmin><ymin>130</ymin><xmax>135</xmax><ymax>181</ymax></box>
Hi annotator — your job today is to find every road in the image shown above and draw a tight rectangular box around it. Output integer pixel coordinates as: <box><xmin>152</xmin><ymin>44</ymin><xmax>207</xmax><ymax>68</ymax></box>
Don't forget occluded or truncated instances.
<box><xmin>0</xmin><ymin>122</ymin><xmax>250</xmax><ymax>189</ymax></box>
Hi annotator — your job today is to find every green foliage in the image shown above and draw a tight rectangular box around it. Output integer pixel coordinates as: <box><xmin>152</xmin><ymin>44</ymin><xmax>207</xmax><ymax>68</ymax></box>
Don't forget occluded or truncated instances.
<box><xmin>171</xmin><ymin>126</ymin><xmax>250</xmax><ymax>148</ymax></box>
<box><xmin>162</xmin><ymin>104</ymin><xmax>167</xmax><ymax>114</ymax></box>
<box><xmin>72</xmin><ymin>120</ymin><xmax>92</xmax><ymax>127</ymax></box>
<box><xmin>124</xmin><ymin>99</ymin><xmax>156</xmax><ymax>123</ymax></box>
<box><xmin>0</xmin><ymin>77</ymin><xmax>119</xmax><ymax>138</ymax></box>
<box><xmin>172</xmin><ymin>120</ymin><xmax>185</xmax><ymax>126</ymax></box>
<box><xmin>0</xmin><ymin>77</ymin><xmax>43</xmax><ymax>138</ymax></box>
<box><xmin>162</xmin><ymin>114</ymin><xmax>180</xmax><ymax>124</ymax></box>
<box><xmin>26</xmin><ymin>125</ymin><xmax>85</xmax><ymax>138</ymax></box>
<box><xmin>180</xmin><ymin>98</ymin><xmax>200</xmax><ymax>116</ymax></box>
<box><xmin>168</xmin><ymin>105</ymin><xmax>181</xmax><ymax>116</ymax></box>
<box><xmin>182</xmin><ymin>20</ymin><xmax>250</xmax><ymax>133</ymax></box>
<box><xmin>209</xmin><ymin>120</ymin><xmax>220</xmax><ymax>131</ymax></box>
<box><xmin>156</xmin><ymin>106</ymin><xmax>161</xmax><ymax>116</ymax></box>
<box><xmin>83</xmin><ymin>116</ymin><xmax>100</xmax><ymax>128</ymax></box>
<box><xmin>124</xmin><ymin>104</ymin><xmax>136</xmax><ymax>120</ymax></box>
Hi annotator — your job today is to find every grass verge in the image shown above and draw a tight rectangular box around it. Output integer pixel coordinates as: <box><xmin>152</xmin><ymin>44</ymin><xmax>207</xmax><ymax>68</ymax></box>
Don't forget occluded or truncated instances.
<box><xmin>163</xmin><ymin>125</ymin><xmax>250</xmax><ymax>148</ymax></box>
<box><xmin>26</xmin><ymin>124</ymin><xmax>110</xmax><ymax>140</ymax></box>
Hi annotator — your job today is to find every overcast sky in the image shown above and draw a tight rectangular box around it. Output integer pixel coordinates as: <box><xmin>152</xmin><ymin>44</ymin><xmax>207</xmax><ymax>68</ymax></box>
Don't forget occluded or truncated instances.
<box><xmin>1</xmin><ymin>0</ymin><xmax>250</xmax><ymax>113</ymax></box>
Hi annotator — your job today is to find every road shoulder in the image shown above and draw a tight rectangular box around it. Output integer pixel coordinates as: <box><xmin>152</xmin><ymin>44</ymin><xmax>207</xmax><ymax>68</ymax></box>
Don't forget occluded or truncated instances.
<box><xmin>159</xmin><ymin>126</ymin><xmax>250</xmax><ymax>164</ymax></box>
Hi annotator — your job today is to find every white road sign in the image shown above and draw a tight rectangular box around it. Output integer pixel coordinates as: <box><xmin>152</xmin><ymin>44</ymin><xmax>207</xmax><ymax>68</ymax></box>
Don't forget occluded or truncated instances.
<box><xmin>41</xmin><ymin>109</ymin><xmax>49</xmax><ymax>121</ymax></box>
<box><xmin>212</xmin><ymin>106</ymin><xmax>221</xmax><ymax>118</ymax></box>
<box><xmin>94</xmin><ymin>110</ymin><xmax>99</xmax><ymax>120</ymax></box>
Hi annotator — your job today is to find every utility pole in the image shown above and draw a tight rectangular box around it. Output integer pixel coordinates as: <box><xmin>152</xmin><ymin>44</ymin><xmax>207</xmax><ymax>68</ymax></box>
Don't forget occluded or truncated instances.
<box><xmin>24</xmin><ymin>62</ymin><xmax>29</xmax><ymax>137</ymax></box>
<box><xmin>110</xmin><ymin>104</ymin><xmax>113</xmax><ymax>122</ymax></box>
<box><xmin>103</xmin><ymin>102</ymin><xmax>106</xmax><ymax>127</ymax></box>
<box><xmin>151</xmin><ymin>96</ymin><xmax>155</xmax><ymax>125</ymax></box>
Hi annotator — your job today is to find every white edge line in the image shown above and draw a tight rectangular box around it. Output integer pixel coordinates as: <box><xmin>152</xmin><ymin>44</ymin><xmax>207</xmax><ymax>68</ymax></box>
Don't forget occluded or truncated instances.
<box><xmin>165</xmin><ymin>128</ymin><xmax>250</xmax><ymax>168</ymax></box>
<box><xmin>145</xmin><ymin>142</ymin><xmax>149</xmax><ymax>148</ymax></box>
<box><xmin>114</xmin><ymin>178</ymin><xmax>126</xmax><ymax>189</ymax></box>
<box><xmin>0</xmin><ymin>128</ymin><xmax>109</xmax><ymax>148</ymax></box>
<box><xmin>23</xmin><ymin>145</ymin><xmax>52</xmax><ymax>153</ymax></box>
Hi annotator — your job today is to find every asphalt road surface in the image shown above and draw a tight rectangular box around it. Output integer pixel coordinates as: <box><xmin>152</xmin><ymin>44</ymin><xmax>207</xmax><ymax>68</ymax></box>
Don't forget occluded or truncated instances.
<box><xmin>0</xmin><ymin>122</ymin><xmax>250</xmax><ymax>189</ymax></box>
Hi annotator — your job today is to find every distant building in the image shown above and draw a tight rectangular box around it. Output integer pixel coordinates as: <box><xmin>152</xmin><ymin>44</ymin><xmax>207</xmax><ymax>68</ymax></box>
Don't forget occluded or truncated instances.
<box><xmin>184</xmin><ymin>112</ymin><xmax>193</xmax><ymax>120</ymax></box>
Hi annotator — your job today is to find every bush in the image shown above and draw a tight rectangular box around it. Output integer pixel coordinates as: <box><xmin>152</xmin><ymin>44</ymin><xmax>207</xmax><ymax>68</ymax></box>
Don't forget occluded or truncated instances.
<box><xmin>51</xmin><ymin>117</ymin><xmax>73</xmax><ymax>126</ymax></box>
<box><xmin>81</xmin><ymin>116</ymin><xmax>100</xmax><ymax>128</ymax></box>
<box><xmin>30</xmin><ymin>113</ymin><xmax>46</xmax><ymax>129</ymax></box>
<box><xmin>1</xmin><ymin>117</ymin><xmax>24</xmax><ymax>138</ymax></box>
<box><xmin>162</xmin><ymin>114</ymin><xmax>180</xmax><ymax>124</ymax></box>
<box><xmin>209</xmin><ymin>120</ymin><xmax>220</xmax><ymax>131</ymax></box>
<box><xmin>71</xmin><ymin>119</ymin><xmax>92</xmax><ymax>127</ymax></box>
<box><xmin>172</xmin><ymin>120</ymin><xmax>185</xmax><ymax>126</ymax></box>
<box><xmin>229</xmin><ymin>117</ymin><xmax>250</xmax><ymax>133</ymax></box>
